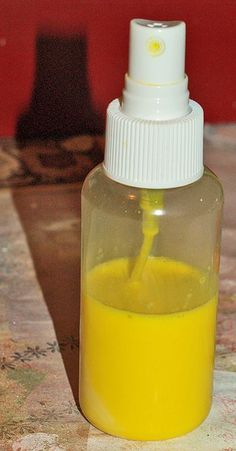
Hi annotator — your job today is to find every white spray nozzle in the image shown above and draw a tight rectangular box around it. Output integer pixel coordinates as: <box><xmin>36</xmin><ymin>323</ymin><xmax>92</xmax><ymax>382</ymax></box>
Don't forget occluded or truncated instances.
<box><xmin>122</xmin><ymin>19</ymin><xmax>189</xmax><ymax>120</ymax></box>
<box><xmin>129</xmin><ymin>19</ymin><xmax>186</xmax><ymax>86</ymax></box>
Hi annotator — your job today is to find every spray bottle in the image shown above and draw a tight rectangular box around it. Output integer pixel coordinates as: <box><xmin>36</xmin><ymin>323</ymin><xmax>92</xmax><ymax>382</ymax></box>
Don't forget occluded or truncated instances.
<box><xmin>79</xmin><ymin>19</ymin><xmax>223</xmax><ymax>440</ymax></box>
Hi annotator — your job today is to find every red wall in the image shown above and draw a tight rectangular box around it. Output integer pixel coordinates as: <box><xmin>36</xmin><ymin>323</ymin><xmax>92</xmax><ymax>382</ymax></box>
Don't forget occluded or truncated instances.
<box><xmin>0</xmin><ymin>0</ymin><xmax>236</xmax><ymax>137</ymax></box>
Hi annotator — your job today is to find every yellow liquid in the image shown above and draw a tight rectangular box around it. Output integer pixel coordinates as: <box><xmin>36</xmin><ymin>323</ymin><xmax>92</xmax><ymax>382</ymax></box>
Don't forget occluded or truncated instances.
<box><xmin>79</xmin><ymin>257</ymin><xmax>217</xmax><ymax>440</ymax></box>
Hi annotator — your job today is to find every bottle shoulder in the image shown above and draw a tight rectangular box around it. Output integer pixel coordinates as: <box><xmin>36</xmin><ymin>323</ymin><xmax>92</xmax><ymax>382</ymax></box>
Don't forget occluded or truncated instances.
<box><xmin>202</xmin><ymin>166</ymin><xmax>224</xmax><ymax>196</ymax></box>
<box><xmin>82</xmin><ymin>164</ymin><xmax>223</xmax><ymax>217</ymax></box>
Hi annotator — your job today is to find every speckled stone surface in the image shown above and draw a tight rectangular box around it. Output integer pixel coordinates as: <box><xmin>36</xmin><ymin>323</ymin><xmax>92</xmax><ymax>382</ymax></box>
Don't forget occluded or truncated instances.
<box><xmin>0</xmin><ymin>125</ymin><xmax>236</xmax><ymax>450</ymax></box>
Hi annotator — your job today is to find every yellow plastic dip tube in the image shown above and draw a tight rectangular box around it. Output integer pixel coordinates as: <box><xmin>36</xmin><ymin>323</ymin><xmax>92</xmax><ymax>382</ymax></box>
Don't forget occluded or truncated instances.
<box><xmin>79</xmin><ymin>257</ymin><xmax>217</xmax><ymax>440</ymax></box>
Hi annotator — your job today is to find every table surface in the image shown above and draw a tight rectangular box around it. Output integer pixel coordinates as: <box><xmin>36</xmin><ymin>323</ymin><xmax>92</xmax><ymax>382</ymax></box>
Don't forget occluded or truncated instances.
<box><xmin>0</xmin><ymin>126</ymin><xmax>236</xmax><ymax>450</ymax></box>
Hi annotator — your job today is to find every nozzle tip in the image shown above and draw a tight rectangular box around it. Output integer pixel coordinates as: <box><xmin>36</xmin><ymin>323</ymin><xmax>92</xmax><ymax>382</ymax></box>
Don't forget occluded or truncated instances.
<box><xmin>129</xmin><ymin>19</ymin><xmax>186</xmax><ymax>85</ymax></box>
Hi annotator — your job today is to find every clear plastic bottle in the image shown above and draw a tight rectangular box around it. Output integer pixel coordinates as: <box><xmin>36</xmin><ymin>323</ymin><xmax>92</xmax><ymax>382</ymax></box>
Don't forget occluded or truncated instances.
<box><xmin>79</xmin><ymin>20</ymin><xmax>223</xmax><ymax>440</ymax></box>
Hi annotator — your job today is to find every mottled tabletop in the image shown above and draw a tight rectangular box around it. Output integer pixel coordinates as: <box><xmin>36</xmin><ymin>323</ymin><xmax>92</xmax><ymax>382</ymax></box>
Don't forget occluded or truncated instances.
<box><xmin>0</xmin><ymin>126</ymin><xmax>236</xmax><ymax>450</ymax></box>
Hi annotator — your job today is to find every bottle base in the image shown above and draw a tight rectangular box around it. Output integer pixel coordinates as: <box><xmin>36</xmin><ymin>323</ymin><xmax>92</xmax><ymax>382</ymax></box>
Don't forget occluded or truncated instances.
<box><xmin>80</xmin><ymin>403</ymin><xmax>212</xmax><ymax>441</ymax></box>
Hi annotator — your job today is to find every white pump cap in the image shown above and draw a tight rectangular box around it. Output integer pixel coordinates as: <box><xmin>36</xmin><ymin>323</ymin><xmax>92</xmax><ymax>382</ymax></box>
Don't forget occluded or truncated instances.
<box><xmin>129</xmin><ymin>20</ymin><xmax>185</xmax><ymax>85</ymax></box>
<box><xmin>104</xmin><ymin>19</ymin><xmax>204</xmax><ymax>189</ymax></box>
<box><xmin>123</xmin><ymin>19</ymin><xmax>190</xmax><ymax>121</ymax></box>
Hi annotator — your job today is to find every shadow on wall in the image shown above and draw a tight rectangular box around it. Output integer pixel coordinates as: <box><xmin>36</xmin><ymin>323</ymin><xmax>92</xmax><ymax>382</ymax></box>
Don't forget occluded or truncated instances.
<box><xmin>16</xmin><ymin>33</ymin><xmax>103</xmax><ymax>140</ymax></box>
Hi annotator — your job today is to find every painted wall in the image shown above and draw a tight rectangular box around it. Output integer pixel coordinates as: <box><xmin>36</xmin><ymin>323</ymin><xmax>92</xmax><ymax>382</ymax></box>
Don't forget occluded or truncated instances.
<box><xmin>0</xmin><ymin>0</ymin><xmax>235</xmax><ymax>137</ymax></box>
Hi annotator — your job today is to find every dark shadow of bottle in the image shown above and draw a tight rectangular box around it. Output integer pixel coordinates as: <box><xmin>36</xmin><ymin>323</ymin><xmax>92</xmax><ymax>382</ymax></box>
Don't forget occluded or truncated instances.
<box><xmin>16</xmin><ymin>33</ymin><xmax>103</xmax><ymax>140</ymax></box>
<box><xmin>13</xmin><ymin>31</ymin><xmax>105</xmax><ymax>405</ymax></box>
